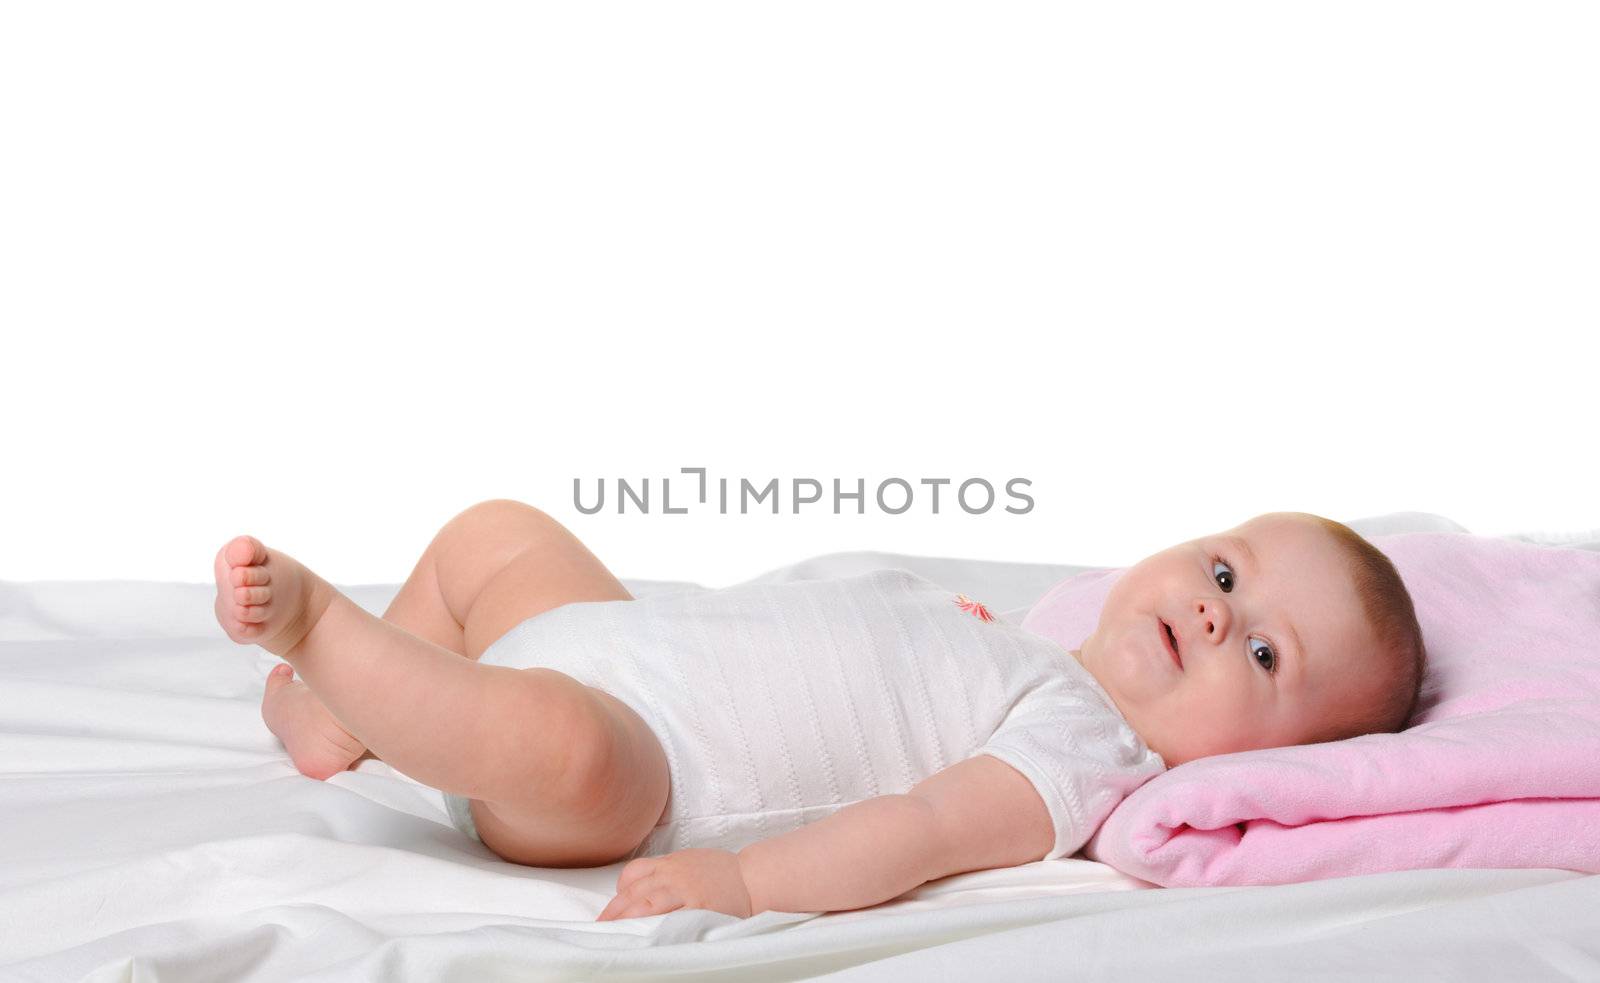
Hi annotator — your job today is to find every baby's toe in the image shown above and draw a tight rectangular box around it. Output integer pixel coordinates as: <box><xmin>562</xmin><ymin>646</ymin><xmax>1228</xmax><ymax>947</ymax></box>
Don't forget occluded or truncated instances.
<box><xmin>224</xmin><ymin>535</ymin><xmax>268</xmax><ymax>569</ymax></box>
<box><xmin>231</xmin><ymin>564</ymin><xmax>269</xmax><ymax>587</ymax></box>
<box><xmin>235</xmin><ymin>585</ymin><xmax>271</xmax><ymax>605</ymax></box>
<box><xmin>237</xmin><ymin>605</ymin><xmax>271</xmax><ymax>624</ymax></box>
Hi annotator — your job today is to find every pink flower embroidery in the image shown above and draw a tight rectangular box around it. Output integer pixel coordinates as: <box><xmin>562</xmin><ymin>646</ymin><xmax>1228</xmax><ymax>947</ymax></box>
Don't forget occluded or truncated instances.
<box><xmin>953</xmin><ymin>593</ymin><xmax>995</xmax><ymax>622</ymax></box>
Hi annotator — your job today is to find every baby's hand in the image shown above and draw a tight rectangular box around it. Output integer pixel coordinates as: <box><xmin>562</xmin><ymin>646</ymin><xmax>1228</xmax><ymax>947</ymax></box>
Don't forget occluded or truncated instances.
<box><xmin>596</xmin><ymin>848</ymin><xmax>753</xmax><ymax>921</ymax></box>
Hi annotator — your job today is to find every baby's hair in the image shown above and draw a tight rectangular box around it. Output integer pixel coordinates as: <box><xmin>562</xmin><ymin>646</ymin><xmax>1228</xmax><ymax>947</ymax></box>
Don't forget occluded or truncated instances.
<box><xmin>1291</xmin><ymin>513</ymin><xmax>1428</xmax><ymax>746</ymax></box>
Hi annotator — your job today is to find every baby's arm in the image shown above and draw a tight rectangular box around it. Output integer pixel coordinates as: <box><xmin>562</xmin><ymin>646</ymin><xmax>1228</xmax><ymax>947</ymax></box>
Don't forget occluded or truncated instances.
<box><xmin>737</xmin><ymin>754</ymin><xmax>1056</xmax><ymax>915</ymax></box>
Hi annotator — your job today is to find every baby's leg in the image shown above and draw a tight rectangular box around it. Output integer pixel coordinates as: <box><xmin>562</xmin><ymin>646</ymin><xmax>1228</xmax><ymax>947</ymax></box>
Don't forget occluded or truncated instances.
<box><xmin>261</xmin><ymin>498</ymin><xmax>626</xmax><ymax>776</ymax></box>
<box><xmin>256</xmin><ymin>509</ymin><xmax>475</xmax><ymax>778</ymax></box>
<box><xmin>217</xmin><ymin>501</ymin><xmax>661</xmax><ymax>861</ymax></box>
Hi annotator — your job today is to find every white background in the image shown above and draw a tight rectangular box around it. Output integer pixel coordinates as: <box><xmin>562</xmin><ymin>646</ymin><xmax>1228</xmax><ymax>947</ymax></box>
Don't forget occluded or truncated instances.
<box><xmin>2</xmin><ymin>2</ymin><xmax>1595</xmax><ymax>588</ymax></box>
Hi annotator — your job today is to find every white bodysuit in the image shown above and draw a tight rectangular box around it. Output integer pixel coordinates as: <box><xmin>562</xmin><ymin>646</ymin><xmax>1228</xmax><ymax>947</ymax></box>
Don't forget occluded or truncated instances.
<box><xmin>444</xmin><ymin>568</ymin><xmax>1166</xmax><ymax>862</ymax></box>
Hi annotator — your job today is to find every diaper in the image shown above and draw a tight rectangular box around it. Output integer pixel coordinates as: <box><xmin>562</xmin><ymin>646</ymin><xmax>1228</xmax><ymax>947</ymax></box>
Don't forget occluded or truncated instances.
<box><xmin>443</xmin><ymin>791</ymin><xmax>482</xmax><ymax>842</ymax></box>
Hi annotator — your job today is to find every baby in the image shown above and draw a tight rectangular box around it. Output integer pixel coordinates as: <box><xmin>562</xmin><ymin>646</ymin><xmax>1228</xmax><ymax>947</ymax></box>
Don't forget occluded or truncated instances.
<box><xmin>213</xmin><ymin>501</ymin><xmax>1425</xmax><ymax>921</ymax></box>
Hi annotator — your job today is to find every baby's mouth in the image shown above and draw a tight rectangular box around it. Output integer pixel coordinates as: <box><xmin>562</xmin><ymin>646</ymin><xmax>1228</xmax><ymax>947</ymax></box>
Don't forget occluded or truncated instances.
<box><xmin>1160</xmin><ymin>619</ymin><xmax>1183</xmax><ymax>669</ymax></box>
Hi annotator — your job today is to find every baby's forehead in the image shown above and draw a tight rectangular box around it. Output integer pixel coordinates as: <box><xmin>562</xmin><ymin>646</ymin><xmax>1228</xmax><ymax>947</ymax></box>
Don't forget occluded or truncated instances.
<box><xmin>1234</xmin><ymin>511</ymin><xmax>1327</xmax><ymax>543</ymax></box>
<box><xmin>1233</xmin><ymin>515</ymin><xmax>1352</xmax><ymax>569</ymax></box>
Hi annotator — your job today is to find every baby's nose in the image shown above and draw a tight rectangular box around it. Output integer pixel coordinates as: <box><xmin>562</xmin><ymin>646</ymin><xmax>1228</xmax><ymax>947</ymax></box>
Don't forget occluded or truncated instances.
<box><xmin>1194</xmin><ymin>598</ymin><xmax>1230</xmax><ymax>640</ymax></box>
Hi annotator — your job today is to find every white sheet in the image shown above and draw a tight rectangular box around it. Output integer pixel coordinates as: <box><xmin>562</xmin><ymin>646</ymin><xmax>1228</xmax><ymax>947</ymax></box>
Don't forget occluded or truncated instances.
<box><xmin>3</xmin><ymin>511</ymin><xmax>1596</xmax><ymax>981</ymax></box>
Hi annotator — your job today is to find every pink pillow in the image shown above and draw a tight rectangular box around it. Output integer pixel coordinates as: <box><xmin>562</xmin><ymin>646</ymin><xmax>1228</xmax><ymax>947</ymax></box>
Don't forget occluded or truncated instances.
<box><xmin>1020</xmin><ymin>566</ymin><xmax>1123</xmax><ymax>654</ymax></box>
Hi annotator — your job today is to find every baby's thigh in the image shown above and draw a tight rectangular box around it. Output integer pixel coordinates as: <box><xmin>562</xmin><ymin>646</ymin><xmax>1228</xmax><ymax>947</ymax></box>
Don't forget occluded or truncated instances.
<box><xmin>582</xmin><ymin>684</ymin><xmax>671</xmax><ymax>831</ymax></box>
<box><xmin>444</xmin><ymin>501</ymin><xmax>634</xmax><ymax>659</ymax></box>
<box><xmin>473</xmin><ymin>676</ymin><xmax>669</xmax><ymax>867</ymax></box>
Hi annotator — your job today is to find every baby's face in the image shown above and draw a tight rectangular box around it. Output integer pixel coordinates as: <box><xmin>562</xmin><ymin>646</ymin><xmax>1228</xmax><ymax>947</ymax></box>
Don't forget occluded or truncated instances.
<box><xmin>1072</xmin><ymin>512</ymin><xmax>1380</xmax><ymax>768</ymax></box>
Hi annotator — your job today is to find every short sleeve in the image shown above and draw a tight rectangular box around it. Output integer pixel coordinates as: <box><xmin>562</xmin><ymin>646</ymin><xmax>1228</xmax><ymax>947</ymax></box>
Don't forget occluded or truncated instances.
<box><xmin>974</xmin><ymin>672</ymin><xmax>1166</xmax><ymax>861</ymax></box>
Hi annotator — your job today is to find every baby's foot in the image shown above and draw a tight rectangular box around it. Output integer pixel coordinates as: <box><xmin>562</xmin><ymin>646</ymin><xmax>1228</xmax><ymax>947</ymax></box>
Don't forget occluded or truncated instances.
<box><xmin>212</xmin><ymin>535</ymin><xmax>333</xmax><ymax>657</ymax></box>
<box><xmin>212</xmin><ymin>534</ymin><xmax>368</xmax><ymax>779</ymax></box>
<box><xmin>261</xmin><ymin>665</ymin><xmax>369</xmax><ymax>781</ymax></box>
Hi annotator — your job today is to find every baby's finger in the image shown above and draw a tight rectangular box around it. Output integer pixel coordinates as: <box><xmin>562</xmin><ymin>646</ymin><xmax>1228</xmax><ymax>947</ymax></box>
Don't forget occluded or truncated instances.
<box><xmin>597</xmin><ymin>873</ymin><xmax>660</xmax><ymax>921</ymax></box>
<box><xmin>614</xmin><ymin>857</ymin><xmax>657</xmax><ymax>892</ymax></box>
<box><xmin>620</xmin><ymin>892</ymin><xmax>681</xmax><ymax>920</ymax></box>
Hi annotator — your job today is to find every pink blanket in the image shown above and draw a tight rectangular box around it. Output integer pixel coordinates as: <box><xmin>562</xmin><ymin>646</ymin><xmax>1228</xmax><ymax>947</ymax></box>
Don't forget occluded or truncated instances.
<box><xmin>1020</xmin><ymin>531</ymin><xmax>1600</xmax><ymax>887</ymax></box>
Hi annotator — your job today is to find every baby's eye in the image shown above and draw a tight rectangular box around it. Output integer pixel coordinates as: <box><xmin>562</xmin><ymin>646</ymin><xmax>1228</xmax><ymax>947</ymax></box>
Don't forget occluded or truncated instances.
<box><xmin>1249</xmin><ymin>637</ymin><xmax>1278</xmax><ymax>673</ymax></box>
<box><xmin>1213</xmin><ymin>555</ymin><xmax>1277</xmax><ymax>673</ymax></box>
